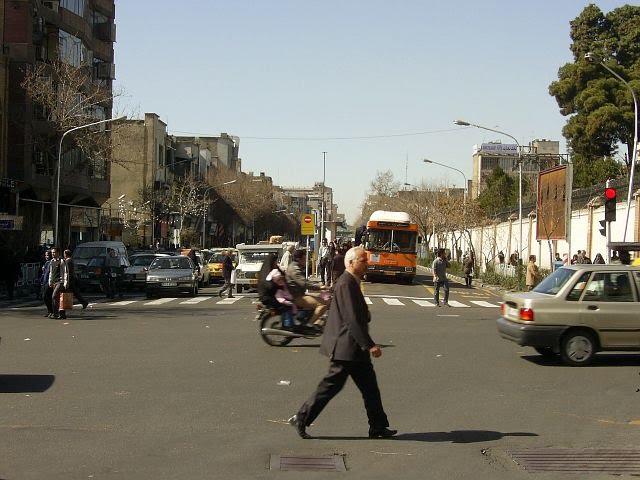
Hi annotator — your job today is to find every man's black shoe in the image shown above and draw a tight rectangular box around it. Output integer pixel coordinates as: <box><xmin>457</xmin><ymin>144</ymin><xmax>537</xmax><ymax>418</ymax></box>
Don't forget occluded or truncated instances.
<box><xmin>58</xmin><ymin>311</ymin><xmax>67</xmax><ymax>319</ymax></box>
<box><xmin>368</xmin><ymin>428</ymin><xmax>398</xmax><ymax>439</ymax></box>
<box><xmin>288</xmin><ymin>414</ymin><xmax>310</xmax><ymax>439</ymax></box>
<box><xmin>82</xmin><ymin>301</ymin><xmax>88</xmax><ymax>310</ymax></box>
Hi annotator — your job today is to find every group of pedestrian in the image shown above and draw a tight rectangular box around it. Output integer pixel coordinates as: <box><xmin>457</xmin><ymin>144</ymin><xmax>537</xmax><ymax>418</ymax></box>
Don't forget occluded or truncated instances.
<box><xmin>40</xmin><ymin>247</ymin><xmax>88</xmax><ymax>319</ymax></box>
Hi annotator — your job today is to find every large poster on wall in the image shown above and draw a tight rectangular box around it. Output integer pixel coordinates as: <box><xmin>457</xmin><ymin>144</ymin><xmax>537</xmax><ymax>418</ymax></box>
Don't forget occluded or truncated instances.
<box><xmin>536</xmin><ymin>165</ymin><xmax>571</xmax><ymax>241</ymax></box>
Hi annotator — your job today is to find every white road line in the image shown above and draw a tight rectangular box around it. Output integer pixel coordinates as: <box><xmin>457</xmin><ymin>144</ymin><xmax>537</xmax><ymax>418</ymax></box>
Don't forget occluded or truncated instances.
<box><xmin>447</xmin><ymin>300</ymin><xmax>469</xmax><ymax>308</ymax></box>
<box><xmin>470</xmin><ymin>301</ymin><xmax>499</xmax><ymax>308</ymax></box>
<box><xmin>110</xmin><ymin>300</ymin><xmax>138</xmax><ymax>306</ymax></box>
<box><xmin>217</xmin><ymin>297</ymin><xmax>242</xmax><ymax>304</ymax></box>
<box><xmin>413</xmin><ymin>300</ymin><xmax>436</xmax><ymax>307</ymax></box>
<box><xmin>382</xmin><ymin>298</ymin><xmax>405</xmax><ymax>306</ymax></box>
<box><xmin>144</xmin><ymin>298</ymin><xmax>177</xmax><ymax>305</ymax></box>
<box><xmin>180</xmin><ymin>297</ymin><xmax>212</xmax><ymax>304</ymax></box>
<box><xmin>365</xmin><ymin>297</ymin><xmax>373</xmax><ymax>305</ymax></box>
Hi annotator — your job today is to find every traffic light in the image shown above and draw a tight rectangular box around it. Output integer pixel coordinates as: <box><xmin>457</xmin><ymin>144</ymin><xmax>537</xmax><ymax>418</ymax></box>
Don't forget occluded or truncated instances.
<box><xmin>604</xmin><ymin>187</ymin><xmax>616</xmax><ymax>222</ymax></box>
<box><xmin>599</xmin><ymin>219</ymin><xmax>606</xmax><ymax>237</ymax></box>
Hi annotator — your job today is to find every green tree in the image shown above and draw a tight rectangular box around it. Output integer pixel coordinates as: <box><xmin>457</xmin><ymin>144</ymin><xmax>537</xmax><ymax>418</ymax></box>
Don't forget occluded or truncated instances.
<box><xmin>549</xmin><ymin>4</ymin><xmax>640</xmax><ymax>181</ymax></box>
<box><xmin>477</xmin><ymin>166</ymin><xmax>518</xmax><ymax>215</ymax></box>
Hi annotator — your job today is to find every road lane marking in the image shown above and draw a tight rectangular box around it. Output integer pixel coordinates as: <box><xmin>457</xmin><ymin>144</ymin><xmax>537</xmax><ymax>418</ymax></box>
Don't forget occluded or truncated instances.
<box><xmin>180</xmin><ymin>297</ymin><xmax>212</xmax><ymax>304</ymax></box>
<box><xmin>144</xmin><ymin>298</ymin><xmax>177</xmax><ymax>305</ymax></box>
<box><xmin>365</xmin><ymin>297</ymin><xmax>373</xmax><ymax>305</ymax></box>
<box><xmin>382</xmin><ymin>298</ymin><xmax>404</xmax><ymax>306</ymax></box>
<box><xmin>111</xmin><ymin>301</ymin><xmax>138</xmax><ymax>306</ymax></box>
<box><xmin>447</xmin><ymin>300</ymin><xmax>469</xmax><ymax>308</ymax></box>
<box><xmin>470</xmin><ymin>301</ymin><xmax>499</xmax><ymax>308</ymax></box>
<box><xmin>217</xmin><ymin>297</ymin><xmax>242</xmax><ymax>304</ymax></box>
<box><xmin>412</xmin><ymin>300</ymin><xmax>435</xmax><ymax>307</ymax></box>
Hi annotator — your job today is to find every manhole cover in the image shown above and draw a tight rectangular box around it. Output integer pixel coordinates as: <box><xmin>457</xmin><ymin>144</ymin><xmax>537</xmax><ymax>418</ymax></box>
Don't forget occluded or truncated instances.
<box><xmin>509</xmin><ymin>448</ymin><xmax>640</xmax><ymax>474</ymax></box>
<box><xmin>269</xmin><ymin>454</ymin><xmax>346</xmax><ymax>472</ymax></box>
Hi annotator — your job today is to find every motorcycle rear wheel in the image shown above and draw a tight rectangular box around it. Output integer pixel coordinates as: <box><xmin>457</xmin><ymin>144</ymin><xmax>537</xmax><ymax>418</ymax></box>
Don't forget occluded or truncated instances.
<box><xmin>259</xmin><ymin>311</ymin><xmax>293</xmax><ymax>347</ymax></box>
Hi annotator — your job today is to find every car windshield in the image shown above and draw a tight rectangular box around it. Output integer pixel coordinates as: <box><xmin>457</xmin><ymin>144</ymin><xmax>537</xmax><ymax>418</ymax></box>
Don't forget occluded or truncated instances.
<box><xmin>532</xmin><ymin>267</ymin><xmax>576</xmax><ymax>295</ymax></box>
<box><xmin>239</xmin><ymin>251</ymin><xmax>279</xmax><ymax>263</ymax></box>
<box><xmin>131</xmin><ymin>256</ymin><xmax>157</xmax><ymax>267</ymax></box>
<box><xmin>209</xmin><ymin>254</ymin><xmax>225</xmax><ymax>263</ymax></box>
<box><xmin>150</xmin><ymin>257</ymin><xmax>192</xmax><ymax>270</ymax></box>
<box><xmin>87</xmin><ymin>255</ymin><xmax>106</xmax><ymax>267</ymax></box>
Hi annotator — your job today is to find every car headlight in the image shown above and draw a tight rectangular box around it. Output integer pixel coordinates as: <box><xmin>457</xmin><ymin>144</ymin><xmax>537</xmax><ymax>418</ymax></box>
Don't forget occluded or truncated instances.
<box><xmin>147</xmin><ymin>276</ymin><xmax>159</xmax><ymax>282</ymax></box>
<box><xmin>237</xmin><ymin>271</ymin><xmax>245</xmax><ymax>279</ymax></box>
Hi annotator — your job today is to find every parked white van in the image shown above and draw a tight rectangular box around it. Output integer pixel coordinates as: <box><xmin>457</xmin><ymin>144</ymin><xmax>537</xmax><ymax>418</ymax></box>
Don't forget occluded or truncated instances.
<box><xmin>72</xmin><ymin>241</ymin><xmax>129</xmax><ymax>269</ymax></box>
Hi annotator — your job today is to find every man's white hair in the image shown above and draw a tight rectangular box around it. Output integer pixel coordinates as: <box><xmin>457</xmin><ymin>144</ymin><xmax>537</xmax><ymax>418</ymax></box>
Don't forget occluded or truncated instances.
<box><xmin>344</xmin><ymin>246</ymin><xmax>365</xmax><ymax>268</ymax></box>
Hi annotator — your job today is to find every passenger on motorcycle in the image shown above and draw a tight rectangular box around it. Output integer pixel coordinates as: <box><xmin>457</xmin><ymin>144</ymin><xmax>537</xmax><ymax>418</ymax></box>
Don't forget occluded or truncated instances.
<box><xmin>258</xmin><ymin>254</ymin><xmax>297</xmax><ymax>329</ymax></box>
<box><xmin>285</xmin><ymin>249</ymin><xmax>328</xmax><ymax>327</ymax></box>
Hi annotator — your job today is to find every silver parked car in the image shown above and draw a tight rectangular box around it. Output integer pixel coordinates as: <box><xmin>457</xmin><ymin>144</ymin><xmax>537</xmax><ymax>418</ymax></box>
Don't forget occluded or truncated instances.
<box><xmin>123</xmin><ymin>253</ymin><xmax>171</xmax><ymax>290</ymax></box>
<box><xmin>145</xmin><ymin>256</ymin><xmax>199</xmax><ymax>298</ymax></box>
<box><xmin>497</xmin><ymin>264</ymin><xmax>640</xmax><ymax>366</ymax></box>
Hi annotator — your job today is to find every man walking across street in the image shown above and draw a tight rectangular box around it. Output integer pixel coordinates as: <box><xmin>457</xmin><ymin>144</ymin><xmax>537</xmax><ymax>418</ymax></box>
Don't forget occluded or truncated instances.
<box><xmin>318</xmin><ymin>238</ymin><xmax>330</xmax><ymax>285</ymax></box>
<box><xmin>432</xmin><ymin>248</ymin><xmax>450</xmax><ymax>306</ymax></box>
<box><xmin>48</xmin><ymin>247</ymin><xmax>66</xmax><ymax>319</ymax></box>
<box><xmin>289</xmin><ymin>246</ymin><xmax>396</xmax><ymax>439</ymax></box>
<box><xmin>63</xmin><ymin>249</ymin><xmax>89</xmax><ymax>309</ymax></box>
<box><xmin>40</xmin><ymin>249</ymin><xmax>53</xmax><ymax>317</ymax></box>
<box><xmin>218</xmin><ymin>250</ymin><xmax>235</xmax><ymax>298</ymax></box>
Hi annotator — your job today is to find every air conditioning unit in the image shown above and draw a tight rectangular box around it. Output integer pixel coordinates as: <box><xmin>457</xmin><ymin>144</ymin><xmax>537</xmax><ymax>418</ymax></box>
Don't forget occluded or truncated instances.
<box><xmin>96</xmin><ymin>62</ymin><xmax>116</xmax><ymax>80</ymax></box>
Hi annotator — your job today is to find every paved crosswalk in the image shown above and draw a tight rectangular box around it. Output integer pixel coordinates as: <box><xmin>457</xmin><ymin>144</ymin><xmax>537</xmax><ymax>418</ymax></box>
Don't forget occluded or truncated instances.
<box><xmin>101</xmin><ymin>294</ymin><xmax>501</xmax><ymax>308</ymax></box>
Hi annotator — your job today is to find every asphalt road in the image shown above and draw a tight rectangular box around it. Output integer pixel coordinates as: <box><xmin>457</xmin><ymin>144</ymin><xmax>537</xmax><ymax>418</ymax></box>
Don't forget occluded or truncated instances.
<box><xmin>1</xmin><ymin>274</ymin><xmax>640</xmax><ymax>479</ymax></box>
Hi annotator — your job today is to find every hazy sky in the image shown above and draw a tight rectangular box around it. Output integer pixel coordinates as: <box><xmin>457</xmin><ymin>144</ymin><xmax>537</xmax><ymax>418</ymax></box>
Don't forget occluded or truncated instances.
<box><xmin>114</xmin><ymin>1</ymin><xmax>631</xmax><ymax>224</ymax></box>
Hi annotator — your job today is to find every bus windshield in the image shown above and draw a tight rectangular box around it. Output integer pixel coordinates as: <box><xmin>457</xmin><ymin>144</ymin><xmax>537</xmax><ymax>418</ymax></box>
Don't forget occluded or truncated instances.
<box><xmin>367</xmin><ymin>228</ymin><xmax>417</xmax><ymax>253</ymax></box>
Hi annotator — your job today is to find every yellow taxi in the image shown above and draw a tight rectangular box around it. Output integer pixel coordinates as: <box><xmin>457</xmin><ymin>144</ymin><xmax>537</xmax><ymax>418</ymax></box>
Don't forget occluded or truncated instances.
<box><xmin>206</xmin><ymin>248</ymin><xmax>236</xmax><ymax>283</ymax></box>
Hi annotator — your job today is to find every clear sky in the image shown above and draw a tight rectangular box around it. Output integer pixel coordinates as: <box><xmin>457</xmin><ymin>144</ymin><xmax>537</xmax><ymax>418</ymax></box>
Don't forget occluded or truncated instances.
<box><xmin>114</xmin><ymin>1</ymin><xmax>631</xmax><ymax>224</ymax></box>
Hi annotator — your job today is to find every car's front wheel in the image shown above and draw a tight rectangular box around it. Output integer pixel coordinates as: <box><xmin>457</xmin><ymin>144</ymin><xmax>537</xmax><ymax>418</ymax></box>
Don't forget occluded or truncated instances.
<box><xmin>560</xmin><ymin>330</ymin><xmax>596</xmax><ymax>366</ymax></box>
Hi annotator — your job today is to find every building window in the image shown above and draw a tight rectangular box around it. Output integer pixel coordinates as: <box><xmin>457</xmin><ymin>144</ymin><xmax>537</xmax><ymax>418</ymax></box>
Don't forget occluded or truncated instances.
<box><xmin>59</xmin><ymin>30</ymin><xmax>88</xmax><ymax>67</ymax></box>
<box><xmin>60</xmin><ymin>0</ymin><xmax>85</xmax><ymax>17</ymax></box>
<box><xmin>158</xmin><ymin>145</ymin><xmax>164</xmax><ymax>167</ymax></box>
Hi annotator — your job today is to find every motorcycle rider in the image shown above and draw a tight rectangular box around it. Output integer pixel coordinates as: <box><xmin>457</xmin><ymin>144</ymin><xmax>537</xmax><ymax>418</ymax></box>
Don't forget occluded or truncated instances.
<box><xmin>285</xmin><ymin>249</ymin><xmax>328</xmax><ymax>327</ymax></box>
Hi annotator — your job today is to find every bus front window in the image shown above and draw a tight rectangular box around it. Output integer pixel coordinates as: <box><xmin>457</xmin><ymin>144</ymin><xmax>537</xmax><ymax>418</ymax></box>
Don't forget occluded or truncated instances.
<box><xmin>393</xmin><ymin>231</ymin><xmax>417</xmax><ymax>253</ymax></box>
<box><xmin>367</xmin><ymin>229</ymin><xmax>392</xmax><ymax>251</ymax></box>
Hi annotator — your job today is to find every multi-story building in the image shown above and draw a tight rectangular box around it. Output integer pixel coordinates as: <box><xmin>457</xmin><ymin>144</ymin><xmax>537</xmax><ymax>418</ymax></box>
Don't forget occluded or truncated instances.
<box><xmin>470</xmin><ymin>139</ymin><xmax>561</xmax><ymax>200</ymax></box>
<box><xmin>2</xmin><ymin>0</ymin><xmax>116</xmax><ymax>247</ymax></box>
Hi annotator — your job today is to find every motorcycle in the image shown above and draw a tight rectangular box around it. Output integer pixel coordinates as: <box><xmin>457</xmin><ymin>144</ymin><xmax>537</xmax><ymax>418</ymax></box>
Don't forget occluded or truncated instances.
<box><xmin>256</xmin><ymin>303</ymin><xmax>324</xmax><ymax>346</ymax></box>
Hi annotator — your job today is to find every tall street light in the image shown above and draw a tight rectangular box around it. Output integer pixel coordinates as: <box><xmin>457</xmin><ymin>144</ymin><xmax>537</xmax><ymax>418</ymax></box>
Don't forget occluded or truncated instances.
<box><xmin>585</xmin><ymin>52</ymin><xmax>638</xmax><ymax>242</ymax></box>
<box><xmin>54</xmin><ymin>115</ymin><xmax>126</xmax><ymax>246</ymax></box>
<box><xmin>454</xmin><ymin>119</ymin><xmax>523</xmax><ymax>263</ymax></box>
<box><xmin>201</xmin><ymin>179</ymin><xmax>237</xmax><ymax>248</ymax></box>
<box><xmin>423</xmin><ymin>158</ymin><xmax>467</xmax><ymax>200</ymax></box>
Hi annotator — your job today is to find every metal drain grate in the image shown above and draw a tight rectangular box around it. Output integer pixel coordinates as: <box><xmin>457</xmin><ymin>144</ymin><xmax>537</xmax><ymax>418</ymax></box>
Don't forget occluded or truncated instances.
<box><xmin>270</xmin><ymin>454</ymin><xmax>346</xmax><ymax>472</ymax></box>
<box><xmin>509</xmin><ymin>448</ymin><xmax>640</xmax><ymax>474</ymax></box>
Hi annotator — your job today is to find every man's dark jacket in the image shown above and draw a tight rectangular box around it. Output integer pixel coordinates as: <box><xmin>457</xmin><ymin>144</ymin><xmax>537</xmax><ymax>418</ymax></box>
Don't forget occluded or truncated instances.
<box><xmin>319</xmin><ymin>271</ymin><xmax>375</xmax><ymax>362</ymax></box>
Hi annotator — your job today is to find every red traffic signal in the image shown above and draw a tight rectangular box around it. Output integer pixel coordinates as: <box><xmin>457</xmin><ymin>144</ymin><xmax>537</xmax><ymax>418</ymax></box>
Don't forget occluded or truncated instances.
<box><xmin>604</xmin><ymin>187</ymin><xmax>617</xmax><ymax>222</ymax></box>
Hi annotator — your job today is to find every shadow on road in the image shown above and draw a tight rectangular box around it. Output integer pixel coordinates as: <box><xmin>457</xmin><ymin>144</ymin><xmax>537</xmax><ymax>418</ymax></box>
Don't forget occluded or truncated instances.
<box><xmin>522</xmin><ymin>353</ymin><xmax>640</xmax><ymax>367</ymax></box>
<box><xmin>0</xmin><ymin>374</ymin><xmax>55</xmax><ymax>393</ymax></box>
<box><xmin>314</xmin><ymin>430</ymin><xmax>537</xmax><ymax>443</ymax></box>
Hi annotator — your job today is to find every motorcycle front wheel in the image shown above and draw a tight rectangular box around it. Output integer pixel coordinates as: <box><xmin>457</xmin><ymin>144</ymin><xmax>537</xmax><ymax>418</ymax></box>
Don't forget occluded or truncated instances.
<box><xmin>259</xmin><ymin>310</ymin><xmax>293</xmax><ymax>347</ymax></box>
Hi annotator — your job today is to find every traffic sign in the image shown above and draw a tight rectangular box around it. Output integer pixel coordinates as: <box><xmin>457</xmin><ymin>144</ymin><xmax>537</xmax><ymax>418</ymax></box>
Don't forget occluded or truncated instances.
<box><xmin>301</xmin><ymin>214</ymin><xmax>314</xmax><ymax>235</ymax></box>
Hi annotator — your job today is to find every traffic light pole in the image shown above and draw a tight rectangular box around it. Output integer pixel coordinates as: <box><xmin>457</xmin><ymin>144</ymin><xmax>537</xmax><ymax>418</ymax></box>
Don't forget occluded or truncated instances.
<box><xmin>606</xmin><ymin>179</ymin><xmax>612</xmax><ymax>263</ymax></box>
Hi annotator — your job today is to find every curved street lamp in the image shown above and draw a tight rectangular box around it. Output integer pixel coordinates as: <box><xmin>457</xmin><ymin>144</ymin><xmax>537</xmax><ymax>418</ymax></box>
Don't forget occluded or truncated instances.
<box><xmin>454</xmin><ymin>119</ymin><xmax>523</xmax><ymax>262</ymax></box>
<box><xmin>585</xmin><ymin>52</ymin><xmax>638</xmax><ymax>242</ymax></box>
<box><xmin>423</xmin><ymin>158</ymin><xmax>467</xmax><ymax>200</ymax></box>
<box><xmin>201</xmin><ymin>179</ymin><xmax>237</xmax><ymax>247</ymax></box>
<box><xmin>54</xmin><ymin>115</ymin><xmax>127</xmax><ymax>246</ymax></box>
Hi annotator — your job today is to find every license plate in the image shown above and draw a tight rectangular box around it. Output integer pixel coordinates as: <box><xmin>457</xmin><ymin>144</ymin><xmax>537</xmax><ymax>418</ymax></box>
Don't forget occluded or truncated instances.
<box><xmin>161</xmin><ymin>282</ymin><xmax>177</xmax><ymax>287</ymax></box>
<box><xmin>80</xmin><ymin>274</ymin><xmax>89</xmax><ymax>279</ymax></box>
<box><xmin>384</xmin><ymin>271</ymin><xmax>396</xmax><ymax>276</ymax></box>
<box><xmin>249</xmin><ymin>279</ymin><xmax>258</xmax><ymax>285</ymax></box>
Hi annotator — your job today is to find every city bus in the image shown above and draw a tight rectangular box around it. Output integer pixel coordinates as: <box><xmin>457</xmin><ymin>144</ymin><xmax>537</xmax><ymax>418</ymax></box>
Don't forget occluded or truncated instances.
<box><xmin>364</xmin><ymin>210</ymin><xmax>419</xmax><ymax>284</ymax></box>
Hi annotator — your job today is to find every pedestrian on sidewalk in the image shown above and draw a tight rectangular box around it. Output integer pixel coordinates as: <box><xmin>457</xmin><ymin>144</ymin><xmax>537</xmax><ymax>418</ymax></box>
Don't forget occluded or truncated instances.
<box><xmin>48</xmin><ymin>247</ymin><xmax>66</xmax><ymax>319</ymax></box>
<box><xmin>288</xmin><ymin>246</ymin><xmax>396</xmax><ymax>440</ymax></box>
<box><xmin>526</xmin><ymin>255</ymin><xmax>541</xmax><ymax>291</ymax></box>
<box><xmin>463</xmin><ymin>253</ymin><xmax>474</xmax><ymax>287</ymax></box>
<box><xmin>432</xmin><ymin>248</ymin><xmax>450</xmax><ymax>306</ymax></box>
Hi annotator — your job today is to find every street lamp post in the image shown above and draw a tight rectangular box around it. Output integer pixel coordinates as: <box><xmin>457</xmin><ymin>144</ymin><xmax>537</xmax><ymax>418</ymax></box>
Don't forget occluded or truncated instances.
<box><xmin>201</xmin><ymin>180</ymin><xmax>237</xmax><ymax>248</ymax></box>
<box><xmin>54</xmin><ymin>115</ymin><xmax>126</xmax><ymax>246</ymax></box>
<box><xmin>423</xmin><ymin>158</ymin><xmax>468</xmax><ymax>200</ymax></box>
<box><xmin>454</xmin><ymin>119</ymin><xmax>523</xmax><ymax>262</ymax></box>
<box><xmin>585</xmin><ymin>52</ymin><xmax>639</xmax><ymax>242</ymax></box>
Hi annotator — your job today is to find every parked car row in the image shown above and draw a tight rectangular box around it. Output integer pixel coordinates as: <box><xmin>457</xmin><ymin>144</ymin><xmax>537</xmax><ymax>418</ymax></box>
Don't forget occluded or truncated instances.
<box><xmin>72</xmin><ymin>241</ymin><xmax>240</xmax><ymax>299</ymax></box>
